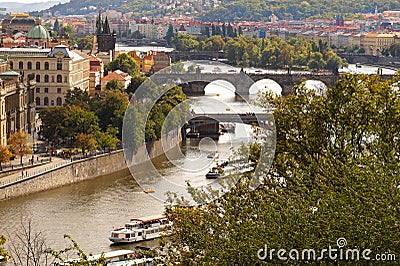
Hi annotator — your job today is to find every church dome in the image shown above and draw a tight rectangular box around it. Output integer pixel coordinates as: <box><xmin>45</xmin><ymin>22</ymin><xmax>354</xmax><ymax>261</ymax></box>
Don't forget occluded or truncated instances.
<box><xmin>27</xmin><ymin>24</ymin><xmax>50</xmax><ymax>39</ymax></box>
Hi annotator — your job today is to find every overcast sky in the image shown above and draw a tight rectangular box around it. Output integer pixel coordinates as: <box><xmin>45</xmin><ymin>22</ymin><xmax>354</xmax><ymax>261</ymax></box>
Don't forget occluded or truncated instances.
<box><xmin>10</xmin><ymin>0</ymin><xmax>69</xmax><ymax>3</ymax></box>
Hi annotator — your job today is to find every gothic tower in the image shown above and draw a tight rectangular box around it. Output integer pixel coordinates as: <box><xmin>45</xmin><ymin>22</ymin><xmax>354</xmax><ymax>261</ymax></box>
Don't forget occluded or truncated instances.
<box><xmin>96</xmin><ymin>6</ymin><xmax>116</xmax><ymax>57</ymax></box>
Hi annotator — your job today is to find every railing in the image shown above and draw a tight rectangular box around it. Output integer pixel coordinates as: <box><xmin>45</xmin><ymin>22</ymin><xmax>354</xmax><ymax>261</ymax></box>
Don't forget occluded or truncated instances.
<box><xmin>0</xmin><ymin>148</ymin><xmax>123</xmax><ymax>189</ymax></box>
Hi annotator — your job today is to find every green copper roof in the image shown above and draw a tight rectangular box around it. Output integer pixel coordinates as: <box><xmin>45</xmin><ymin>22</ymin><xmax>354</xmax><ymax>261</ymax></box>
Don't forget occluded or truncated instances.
<box><xmin>0</xmin><ymin>71</ymin><xmax>20</xmax><ymax>76</ymax></box>
<box><xmin>27</xmin><ymin>24</ymin><xmax>50</xmax><ymax>40</ymax></box>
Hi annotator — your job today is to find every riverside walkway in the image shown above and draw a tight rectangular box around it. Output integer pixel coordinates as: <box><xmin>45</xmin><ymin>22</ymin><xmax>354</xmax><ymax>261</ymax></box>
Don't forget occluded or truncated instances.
<box><xmin>0</xmin><ymin>150</ymin><xmax>121</xmax><ymax>189</ymax></box>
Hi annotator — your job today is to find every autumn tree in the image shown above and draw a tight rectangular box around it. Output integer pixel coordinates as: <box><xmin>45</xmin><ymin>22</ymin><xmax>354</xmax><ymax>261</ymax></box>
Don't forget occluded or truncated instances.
<box><xmin>7</xmin><ymin>132</ymin><xmax>32</xmax><ymax>165</ymax></box>
<box><xmin>0</xmin><ymin>145</ymin><xmax>12</xmax><ymax>168</ymax></box>
<box><xmin>164</xmin><ymin>74</ymin><xmax>400</xmax><ymax>264</ymax></box>
<box><xmin>0</xmin><ymin>235</ymin><xmax>10</xmax><ymax>262</ymax></box>
<box><xmin>74</xmin><ymin>133</ymin><xmax>97</xmax><ymax>155</ymax></box>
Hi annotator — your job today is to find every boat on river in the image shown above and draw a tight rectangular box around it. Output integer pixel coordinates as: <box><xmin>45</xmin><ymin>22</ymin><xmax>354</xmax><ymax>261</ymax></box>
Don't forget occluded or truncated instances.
<box><xmin>109</xmin><ymin>214</ymin><xmax>172</xmax><ymax>244</ymax></box>
<box><xmin>205</xmin><ymin>161</ymin><xmax>253</xmax><ymax>179</ymax></box>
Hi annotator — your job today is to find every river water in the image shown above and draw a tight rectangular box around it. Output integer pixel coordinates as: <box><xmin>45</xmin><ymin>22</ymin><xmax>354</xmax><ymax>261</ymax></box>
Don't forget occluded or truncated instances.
<box><xmin>0</xmin><ymin>64</ymin><xmax>396</xmax><ymax>255</ymax></box>
<box><xmin>0</xmin><ymin>89</ymin><xmax>256</xmax><ymax>254</ymax></box>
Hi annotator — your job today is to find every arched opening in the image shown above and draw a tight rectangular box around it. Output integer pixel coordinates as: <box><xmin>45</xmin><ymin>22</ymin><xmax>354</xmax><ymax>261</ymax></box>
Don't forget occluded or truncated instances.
<box><xmin>44</xmin><ymin>62</ymin><xmax>49</xmax><ymax>70</ymax></box>
<box><xmin>44</xmin><ymin>75</ymin><xmax>49</xmax><ymax>83</ymax></box>
<box><xmin>57</xmin><ymin>75</ymin><xmax>62</xmax><ymax>83</ymax></box>
<box><xmin>56</xmin><ymin>97</ymin><xmax>62</xmax><ymax>106</ymax></box>
<box><xmin>304</xmin><ymin>80</ymin><xmax>327</xmax><ymax>96</ymax></box>
<box><xmin>204</xmin><ymin>80</ymin><xmax>236</xmax><ymax>97</ymax></box>
<box><xmin>249</xmin><ymin>79</ymin><xmax>283</xmax><ymax>96</ymax></box>
<box><xmin>36</xmin><ymin>62</ymin><xmax>40</xmax><ymax>70</ymax></box>
<box><xmin>36</xmin><ymin>75</ymin><xmax>40</xmax><ymax>83</ymax></box>
<box><xmin>9</xmin><ymin>61</ymin><xmax>13</xmax><ymax>69</ymax></box>
<box><xmin>35</xmin><ymin>97</ymin><xmax>40</xmax><ymax>106</ymax></box>
<box><xmin>44</xmin><ymin>97</ymin><xmax>49</xmax><ymax>106</ymax></box>
<box><xmin>27</xmin><ymin>61</ymin><xmax>32</xmax><ymax>70</ymax></box>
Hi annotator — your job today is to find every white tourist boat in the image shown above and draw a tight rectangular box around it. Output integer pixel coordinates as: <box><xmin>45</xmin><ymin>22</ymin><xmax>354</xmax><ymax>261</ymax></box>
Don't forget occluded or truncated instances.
<box><xmin>109</xmin><ymin>214</ymin><xmax>172</xmax><ymax>244</ymax></box>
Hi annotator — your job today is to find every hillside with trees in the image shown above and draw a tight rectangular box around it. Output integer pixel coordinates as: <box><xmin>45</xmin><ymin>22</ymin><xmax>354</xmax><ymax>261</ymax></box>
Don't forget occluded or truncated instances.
<box><xmin>41</xmin><ymin>0</ymin><xmax>400</xmax><ymax>21</ymax></box>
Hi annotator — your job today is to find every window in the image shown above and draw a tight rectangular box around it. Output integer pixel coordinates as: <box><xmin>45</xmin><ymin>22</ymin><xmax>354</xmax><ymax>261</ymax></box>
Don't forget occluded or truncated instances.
<box><xmin>36</xmin><ymin>75</ymin><xmax>40</xmax><ymax>82</ymax></box>
<box><xmin>51</xmin><ymin>76</ymin><xmax>54</xmax><ymax>82</ymax></box>
<box><xmin>36</xmin><ymin>88</ymin><xmax>40</xmax><ymax>93</ymax></box>
<box><xmin>57</xmin><ymin>58</ymin><xmax>62</xmax><ymax>70</ymax></box>
<box><xmin>36</xmin><ymin>62</ymin><xmax>40</xmax><ymax>70</ymax></box>
<box><xmin>64</xmin><ymin>76</ymin><xmax>67</xmax><ymax>83</ymax></box>
<box><xmin>19</xmin><ymin>61</ymin><xmax>23</xmax><ymax>69</ymax></box>
<box><xmin>44</xmin><ymin>75</ymin><xmax>49</xmax><ymax>83</ymax></box>
<box><xmin>44</xmin><ymin>88</ymin><xmax>48</xmax><ymax>93</ymax></box>
<box><xmin>57</xmin><ymin>75</ymin><xmax>62</xmax><ymax>83</ymax></box>
<box><xmin>56</xmin><ymin>97</ymin><xmax>62</xmax><ymax>106</ymax></box>
<box><xmin>57</xmin><ymin>88</ymin><xmax>61</xmax><ymax>94</ymax></box>
<box><xmin>35</xmin><ymin>97</ymin><xmax>40</xmax><ymax>106</ymax></box>
<box><xmin>9</xmin><ymin>61</ymin><xmax>13</xmax><ymax>69</ymax></box>
<box><xmin>44</xmin><ymin>97</ymin><xmax>49</xmax><ymax>106</ymax></box>
<box><xmin>27</xmin><ymin>62</ymin><xmax>32</xmax><ymax>70</ymax></box>
<box><xmin>51</xmin><ymin>100</ymin><xmax>54</xmax><ymax>106</ymax></box>
<box><xmin>44</xmin><ymin>62</ymin><xmax>49</xmax><ymax>70</ymax></box>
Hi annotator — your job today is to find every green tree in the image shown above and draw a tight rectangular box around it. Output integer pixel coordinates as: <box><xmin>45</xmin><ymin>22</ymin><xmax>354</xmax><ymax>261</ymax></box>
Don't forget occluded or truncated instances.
<box><xmin>171</xmin><ymin>34</ymin><xmax>199</xmax><ymax>51</ymax></box>
<box><xmin>165</xmin><ymin>74</ymin><xmax>400</xmax><ymax>264</ymax></box>
<box><xmin>96</xmin><ymin>90</ymin><xmax>129</xmax><ymax>138</ymax></box>
<box><xmin>39</xmin><ymin>107</ymin><xmax>69</xmax><ymax>144</ymax></box>
<box><xmin>64</xmin><ymin>88</ymin><xmax>91</xmax><ymax>110</ymax></box>
<box><xmin>95</xmin><ymin>127</ymin><xmax>119</xmax><ymax>151</ymax></box>
<box><xmin>77</xmin><ymin>35</ymin><xmax>93</xmax><ymax>50</ymax></box>
<box><xmin>7</xmin><ymin>132</ymin><xmax>33</xmax><ymax>165</ymax></box>
<box><xmin>127</xmin><ymin>74</ymin><xmax>147</xmax><ymax>95</ymax></box>
<box><xmin>105</xmin><ymin>79</ymin><xmax>124</xmax><ymax>91</ymax></box>
<box><xmin>64</xmin><ymin>106</ymin><xmax>100</xmax><ymax>138</ymax></box>
<box><xmin>106</xmin><ymin>53</ymin><xmax>138</xmax><ymax>76</ymax></box>
<box><xmin>165</xmin><ymin>25</ymin><xmax>174</xmax><ymax>45</ymax></box>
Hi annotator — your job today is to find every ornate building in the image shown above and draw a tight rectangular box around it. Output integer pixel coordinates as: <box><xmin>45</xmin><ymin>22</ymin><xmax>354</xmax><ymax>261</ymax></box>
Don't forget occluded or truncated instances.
<box><xmin>95</xmin><ymin>7</ymin><xmax>116</xmax><ymax>57</ymax></box>
<box><xmin>0</xmin><ymin>45</ymin><xmax>90</xmax><ymax>109</ymax></box>
<box><xmin>1</xmin><ymin>14</ymin><xmax>36</xmax><ymax>35</ymax></box>
<box><xmin>0</xmin><ymin>58</ymin><xmax>35</xmax><ymax>145</ymax></box>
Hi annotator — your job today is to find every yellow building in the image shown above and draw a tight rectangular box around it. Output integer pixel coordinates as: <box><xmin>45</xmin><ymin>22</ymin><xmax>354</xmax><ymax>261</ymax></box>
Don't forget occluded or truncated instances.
<box><xmin>361</xmin><ymin>32</ymin><xmax>395</xmax><ymax>56</ymax></box>
<box><xmin>128</xmin><ymin>51</ymin><xmax>154</xmax><ymax>74</ymax></box>
<box><xmin>0</xmin><ymin>45</ymin><xmax>90</xmax><ymax>109</ymax></box>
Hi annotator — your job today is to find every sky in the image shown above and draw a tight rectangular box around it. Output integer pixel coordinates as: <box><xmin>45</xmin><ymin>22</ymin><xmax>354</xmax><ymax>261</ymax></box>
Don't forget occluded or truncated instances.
<box><xmin>8</xmin><ymin>0</ymin><xmax>69</xmax><ymax>3</ymax></box>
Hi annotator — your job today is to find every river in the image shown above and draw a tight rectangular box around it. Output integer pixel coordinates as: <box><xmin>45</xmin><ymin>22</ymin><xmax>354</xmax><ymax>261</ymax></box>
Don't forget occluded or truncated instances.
<box><xmin>0</xmin><ymin>89</ymin><xmax>256</xmax><ymax>254</ymax></box>
<box><xmin>0</xmin><ymin>64</ymin><xmax>396</xmax><ymax>255</ymax></box>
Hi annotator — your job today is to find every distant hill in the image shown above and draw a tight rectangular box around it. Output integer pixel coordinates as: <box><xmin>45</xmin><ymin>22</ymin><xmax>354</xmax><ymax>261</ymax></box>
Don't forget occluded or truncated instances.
<box><xmin>1</xmin><ymin>1</ymin><xmax>69</xmax><ymax>13</ymax></box>
<box><xmin>40</xmin><ymin>0</ymin><xmax>400</xmax><ymax>21</ymax></box>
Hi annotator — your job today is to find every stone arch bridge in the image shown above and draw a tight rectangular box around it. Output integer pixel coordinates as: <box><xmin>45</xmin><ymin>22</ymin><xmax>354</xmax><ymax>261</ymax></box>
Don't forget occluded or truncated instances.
<box><xmin>151</xmin><ymin>72</ymin><xmax>395</xmax><ymax>95</ymax></box>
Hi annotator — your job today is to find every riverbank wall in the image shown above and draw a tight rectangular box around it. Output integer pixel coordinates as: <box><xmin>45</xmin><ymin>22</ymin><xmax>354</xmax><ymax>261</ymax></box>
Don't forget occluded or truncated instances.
<box><xmin>0</xmin><ymin>128</ymin><xmax>181</xmax><ymax>201</ymax></box>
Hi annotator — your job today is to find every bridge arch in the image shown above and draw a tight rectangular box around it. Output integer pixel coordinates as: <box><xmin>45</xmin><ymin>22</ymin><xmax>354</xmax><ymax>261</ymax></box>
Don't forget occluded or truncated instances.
<box><xmin>249</xmin><ymin>79</ymin><xmax>283</xmax><ymax>96</ymax></box>
<box><xmin>303</xmin><ymin>80</ymin><xmax>327</xmax><ymax>96</ymax></box>
<box><xmin>204</xmin><ymin>80</ymin><xmax>236</xmax><ymax>96</ymax></box>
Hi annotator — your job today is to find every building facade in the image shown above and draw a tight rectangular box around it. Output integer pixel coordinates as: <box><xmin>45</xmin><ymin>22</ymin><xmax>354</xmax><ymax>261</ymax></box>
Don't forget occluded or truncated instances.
<box><xmin>0</xmin><ymin>59</ymin><xmax>35</xmax><ymax>145</ymax></box>
<box><xmin>0</xmin><ymin>45</ymin><xmax>90</xmax><ymax>109</ymax></box>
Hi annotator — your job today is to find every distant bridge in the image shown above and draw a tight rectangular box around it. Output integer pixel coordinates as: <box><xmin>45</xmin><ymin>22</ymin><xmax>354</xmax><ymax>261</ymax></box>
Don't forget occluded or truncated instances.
<box><xmin>151</xmin><ymin>71</ymin><xmax>396</xmax><ymax>95</ymax></box>
<box><xmin>187</xmin><ymin>112</ymin><xmax>273</xmax><ymax>136</ymax></box>
<box><xmin>169</xmin><ymin>51</ymin><xmax>225</xmax><ymax>62</ymax></box>
<box><xmin>151</xmin><ymin>71</ymin><xmax>339</xmax><ymax>95</ymax></box>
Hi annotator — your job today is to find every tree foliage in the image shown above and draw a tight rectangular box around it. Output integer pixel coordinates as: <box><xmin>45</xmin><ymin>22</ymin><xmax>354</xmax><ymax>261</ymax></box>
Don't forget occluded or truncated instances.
<box><xmin>7</xmin><ymin>132</ymin><xmax>32</xmax><ymax>165</ymax></box>
<box><xmin>106</xmin><ymin>53</ymin><xmax>138</xmax><ymax>76</ymax></box>
<box><xmin>0</xmin><ymin>145</ymin><xmax>12</xmax><ymax>167</ymax></box>
<box><xmin>165</xmin><ymin>74</ymin><xmax>400</xmax><ymax>264</ymax></box>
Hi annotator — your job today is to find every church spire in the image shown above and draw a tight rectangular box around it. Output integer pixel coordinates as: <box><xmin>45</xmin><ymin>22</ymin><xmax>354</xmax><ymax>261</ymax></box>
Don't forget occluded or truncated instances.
<box><xmin>96</xmin><ymin>5</ymin><xmax>103</xmax><ymax>34</ymax></box>
<box><xmin>103</xmin><ymin>16</ymin><xmax>110</xmax><ymax>34</ymax></box>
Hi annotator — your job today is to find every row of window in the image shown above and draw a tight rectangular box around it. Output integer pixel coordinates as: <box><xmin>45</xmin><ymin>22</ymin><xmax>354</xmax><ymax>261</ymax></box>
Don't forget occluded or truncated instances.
<box><xmin>36</xmin><ymin>88</ymin><xmax>62</xmax><ymax>94</ymax></box>
<box><xmin>10</xmin><ymin>59</ymin><xmax>63</xmax><ymax>71</ymax></box>
<box><xmin>34</xmin><ymin>74</ymin><xmax>67</xmax><ymax>83</ymax></box>
<box><xmin>36</xmin><ymin>97</ymin><xmax>62</xmax><ymax>106</ymax></box>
